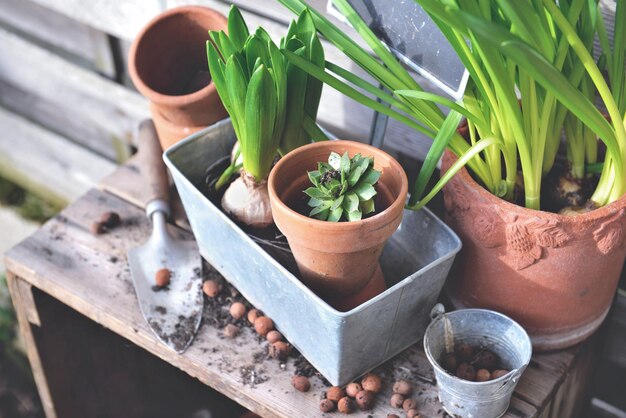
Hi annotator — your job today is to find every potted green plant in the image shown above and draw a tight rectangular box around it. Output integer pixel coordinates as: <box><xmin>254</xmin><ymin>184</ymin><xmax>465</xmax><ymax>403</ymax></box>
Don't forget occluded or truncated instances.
<box><xmin>277</xmin><ymin>0</ymin><xmax>626</xmax><ymax>349</ymax></box>
<box><xmin>268</xmin><ymin>141</ymin><xmax>408</xmax><ymax>310</ymax></box>
<box><xmin>206</xmin><ymin>6</ymin><xmax>326</xmax><ymax>228</ymax></box>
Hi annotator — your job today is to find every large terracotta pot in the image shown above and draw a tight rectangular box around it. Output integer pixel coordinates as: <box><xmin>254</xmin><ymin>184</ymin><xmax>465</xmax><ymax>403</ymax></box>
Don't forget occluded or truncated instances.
<box><xmin>442</xmin><ymin>150</ymin><xmax>626</xmax><ymax>350</ymax></box>
<box><xmin>129</xmin><ymin>6</ymin><xmax>228</xmax><ymax>150</ymax></box>
<box><xmin>268</xmin><ymin>140</ymin><xmax>408</xmax><ymax>311</ymax></box>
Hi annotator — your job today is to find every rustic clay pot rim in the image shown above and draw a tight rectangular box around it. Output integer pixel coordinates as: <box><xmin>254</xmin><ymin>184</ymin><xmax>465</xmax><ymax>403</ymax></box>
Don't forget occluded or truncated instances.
<box><xmin>128</xmin><ymin>5</ymin><xmax>224</xmax><ymax>106</ymax></box>
<box><xmin>447</xmin><ymin>150</ymin><xmax>626</xmax><ymax>222</ymax></box>
<box><xmin>268</xmin><ymin>140</ymin><xmax>408</xmax><ymax>230</ymax></box>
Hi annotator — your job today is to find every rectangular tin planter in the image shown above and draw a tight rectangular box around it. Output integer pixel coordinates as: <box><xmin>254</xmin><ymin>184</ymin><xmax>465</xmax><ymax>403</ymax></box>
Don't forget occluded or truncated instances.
<box><xmin>164</xmin><ymin>119</ymin><xmax>462</xmax><ymax>385</ymax></box>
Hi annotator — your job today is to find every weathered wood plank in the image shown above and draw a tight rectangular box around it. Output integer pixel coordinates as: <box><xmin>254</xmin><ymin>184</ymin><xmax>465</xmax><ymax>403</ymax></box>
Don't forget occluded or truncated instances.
<box><xmin>5</xmin><ymin>273</ymin><xmax>58</xmax><ymax>418</ymax></box>
<box><xmin>0</xmin><ymin>0</ymin><xmax>115</xmax><ymax>76</ymax></box>
<box><xmin>4</xmin><ymin>187</ymin><xmax>542</xmax><ymax>418</ymax></box>
<box><xmin>604</xmin><ymin>290</ymin><xmax>626</xmax><ymax>368</ymax></box>
<box><xmin>26</xmin><ymin>0</ymin><xmax>163</xmax><ymax>42</ymax></box>
<box><xmin>0</xmin><ymin>107</ymin><xmax>116</xmax><ymax>206</ymax></box>
<box><xmin>0</xmin><ymin>27</ymin><xmax>148</xmax><ymax>161</ymax></box>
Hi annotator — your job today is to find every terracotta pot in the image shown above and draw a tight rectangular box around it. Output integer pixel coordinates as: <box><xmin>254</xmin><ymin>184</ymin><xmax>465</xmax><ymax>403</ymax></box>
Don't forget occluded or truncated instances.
<box><xmin>129</xmin><ymin>6</ymin><xmax>228</xmax><ymax>149</ymax></box>
<box><xmin>149</xmin><ymin>104</ymin><xmax>208</xmax><ymax>151</ymax></box>
<box><xmin>268</xmin><ymin>140</ymin><xmax>408</xmax><ymax>311</ymax></box>
<box><xmin>441</xmin><ymin>150</ymin><xmax>626</xmax><ymax>350</ymax></box>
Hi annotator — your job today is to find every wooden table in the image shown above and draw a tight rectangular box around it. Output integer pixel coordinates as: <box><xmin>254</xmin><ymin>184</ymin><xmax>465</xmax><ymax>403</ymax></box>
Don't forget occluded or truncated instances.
<box><xmin>4</xmin><ymin>157</ymin><xmax>596</xmax><ymax>418</ymax></box>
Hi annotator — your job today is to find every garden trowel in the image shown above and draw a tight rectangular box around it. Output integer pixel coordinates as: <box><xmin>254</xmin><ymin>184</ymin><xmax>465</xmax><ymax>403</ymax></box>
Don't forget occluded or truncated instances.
<box><xmin>127</xmin><ymin>120</ymin><xmax>203</xmax><ymax>353</ymax></box>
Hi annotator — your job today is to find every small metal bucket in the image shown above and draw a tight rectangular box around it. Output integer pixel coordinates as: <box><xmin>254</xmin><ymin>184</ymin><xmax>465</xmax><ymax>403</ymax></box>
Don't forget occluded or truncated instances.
<box><xmin>423</xmin><ymin>305</ymin><xmax>532</xmax><ymax>418</ymax></box>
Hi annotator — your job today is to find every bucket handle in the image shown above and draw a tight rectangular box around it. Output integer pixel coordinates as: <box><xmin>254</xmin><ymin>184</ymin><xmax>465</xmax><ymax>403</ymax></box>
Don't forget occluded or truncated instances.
<box><xmin>430</xmin><ymin>303</ymin><xmax>445</xmax><ymax>320</ymax></box>
<box><xmin>429</xmin><ymin>304</ymin><xmax>455</xmax><ymax>355</ymax></box>
<box><xmin>494</xmin><ymin>368</ymin><xmax>522</xmax><ymax>394</ymax></box>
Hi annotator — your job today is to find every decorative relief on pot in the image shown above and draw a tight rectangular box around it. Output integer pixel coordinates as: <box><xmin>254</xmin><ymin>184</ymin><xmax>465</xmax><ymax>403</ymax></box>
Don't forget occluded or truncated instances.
<box><xmin>473</xmin><ymin>214</ymin><xmax>502</xmax><ymax>248</ymax></box>
<box><xmin>593</xmin><ymin>210</ymin><xmax>625</xmax><ymax>255</ymax></box>
<box><xmin>498</xmin><ymin>215</ymin><xmax>570</xmax><ymax>270</ymax></box>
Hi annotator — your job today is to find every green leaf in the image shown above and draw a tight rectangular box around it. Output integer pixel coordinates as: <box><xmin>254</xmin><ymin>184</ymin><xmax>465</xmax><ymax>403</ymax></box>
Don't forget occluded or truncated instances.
<box><xmin>331</xmin><ymin>195</ymin><xmax>344</xmax><ymax>210</ymax></box>
<box><xmin>353</xmin><ymin>182</ymin><xmax>377</xmax><ymax>201</ymax></box>
<box><xmin>308</xmin><ymin>197</ymin><xmax>323</xmax><ymax>207</ymax></box>
<box><xmin>346</xmin><ymin>210</ymin><xmax>362</xmax><ymax>222</ymax></box>
<box><xmin>360</xmin><ymin>167</ymin><xmax>381</xmax><ymax>185</ymax></box>
<box><xmin>360</xmin><ymin>198</ymin><xmax>375</xmax><ymax>214</ymax></box>
<box><xmin>327</xmin><ymin>207</ymin><xmax>343</xmax><ymax>222</ymax></box>
<box><xmin>343</xmin><ymin>193</ymin><xmax>359</xmax><ymax>212</ymax></box>
<box><xmin>340</xmin><ymin>152</ymin><xmax>351</xmax><ymax>174</ymax></box>
<box><xmin>343</xmin><ymin>193</ymin><xmax>359</xmax><ymax>213</ymax></box>
<box><xmin>308</xmin><ymin>170</ymin><xmax>321</xmax><ymax>187</ymax></box>
<box><xmin>227</xmin><ymin>6</ymin><xmax>250</xmax><ymax>50</ymax></box>
<box><xmin>409</xmin><ymin>110</ymin><xmax>463</xmax><ymax>206</ymax></box>
<box><xmin>244</xmin><ymin>64</ymin><xmax>278</xmax><ymax>180</ymax></box>
<box><xmin>304</xmin><ymin>187</ymin><xmax>326</xmax><ymax>199</ymax></box>
<box><xmin>310</xmin><ymin>200</ymin><xmax>332</xmax><ymax>215</ymax></box>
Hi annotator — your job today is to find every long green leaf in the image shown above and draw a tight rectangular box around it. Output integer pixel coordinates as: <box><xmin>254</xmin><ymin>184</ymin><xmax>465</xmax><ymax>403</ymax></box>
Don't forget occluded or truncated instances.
<box><xmin>245</xmin><ymin>65</ymin><xmax>277</xmax><ymax>180</ymax></box>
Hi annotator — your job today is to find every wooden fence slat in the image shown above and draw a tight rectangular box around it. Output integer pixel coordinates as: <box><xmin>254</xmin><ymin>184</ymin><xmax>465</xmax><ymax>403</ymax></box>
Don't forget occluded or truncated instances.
<box><xmin>0</xmin><ymin>27</ymin><xmax>148</xmax><ymax>161</ymax></box>
<box><xmin>0</xmin><ymin>107</ymin><xmax>116</xmax><ymax>206</ymax></box>
<box><xmin>0</xmin><ymin>0</ymin><xmax>115</xmax><ymax>77</ymax></box>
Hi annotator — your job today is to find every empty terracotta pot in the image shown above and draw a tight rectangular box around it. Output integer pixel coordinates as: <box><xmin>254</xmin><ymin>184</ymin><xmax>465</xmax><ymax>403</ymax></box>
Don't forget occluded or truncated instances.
<box><xmin>129</xmin><ymin>6</ymin><xmax>228</xmax><ymax>150</ymax></box>
<box><xmin>268</xmin><ymin>140</ymin><xmax>408</xmax><ymax>311</ymax></box>
<box><xmin>441</xmin><ymin>150</ymin><xmax>626</xmax><ymax>350</ymax></box>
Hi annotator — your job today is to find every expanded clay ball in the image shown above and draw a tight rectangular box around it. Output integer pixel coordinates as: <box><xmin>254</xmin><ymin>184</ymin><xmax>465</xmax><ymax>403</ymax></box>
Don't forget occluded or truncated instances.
<box><xmin>254</xmin><ymin>316</ymin><xmax>274</xmax><ymax>336</ymax></box>
<box><xmin>476</xmin><ymin>369</ymin><xmax>491</xmax><ymax>382</ymax></box>
<box><xmin>355</xmin><ymin>390</ymin><xmax>374</xmax><ymax>410</ymax></box>
<box><xmin>392</xmin><ymin>379</ymin><xmax>413</xmax><ymax>396</ymax></box>
<box><xmin>203</xmin><ymin>280</ymin><xmax>221</xmax><ymax>297</ymax></box>
<box><xmin>327</xmin><ymin>386</ymin><xmax>345</xmax><ymax>402</ymax></box>
<box><xmin>345</xmin><ymin>382</ymin><xmax>362</xmax><ymax>398</ymax></box>
<box><xmin>390</xmin><ymin>393</ymin><xmax>405</xmax><ymax>408</ymax></box>
<box><xmin>492</xmin><ymin>369</ymin><xmax>510</xmax><ymax>379</ymax></box>
<box><xmin>91</xmin><ymin>222</ymin><xmax>106</xmax><ymax>235</ymax></box>
<box><xmin>361</xmin><ymin>373</ymin><xmax>382</xmax><ymax>393</ymax></box>
<box><xmin>320</xmin><ymin>399</ymin><xmax>335</xmax><ymax>413</ymax></box>
<box><xmin>266</xmin><ymin>330</ymin><xmax>283</xmax><ymax>343</ymax></box>
<box><xmin>456</xmin><ymin>363</ymin><xmax>476</xmax><ymax>381</ymax></box>
<box><xmin>455</xmin><ymin>343</ymin><xmax>475</xmax><ymax>362</ymax></box>
<box><xmin>269</xmin><ymin>341</ymin><xmax>291</xmax><ymax>361</ymax></box>
<box><xmin>407</xmin><ymin>409</ymin><xmax>421</xmax><ymax>418</ymax></box>
<box><xmin>100</xmin><ymin>211</ymin><xmax>121</xmax><ymax>228</ymax></box>
<box><xmin>402</xmin><ymin>399</ymin><xmax>417</xmax><ymax>412</ymax></box>
<box><xmin>229</xmin><ymin>302</ymin><xmax>246</xmax><ymax>319</ymax></box>
<box><xmin>223</xmin><ymin>324</ymin><xmax>239</xmax><ymax>338</ymax></box>
<box><xmin>155</xmin><ymin>268</ymin><xmax>171</xmax><ymax>287</ymax></box>
<box><xmin>475</xmin><ymin>350</ymin><xmax>499</xmax><ymax>370</ymax></box>
<box><xmin>291</xmin><ymin>375</ymin><xmax>310</xmax><ymax>392</ymax></box>
<box><xmin>247</xmin><ymin>308</ymin><xmax>261</xmax><ymax>324</ymax></box>
<box><xmin>337</xmin><ymin>397</ymin><xmax>355</xmax><ymax>414</ymax></box>
<box><xmin>442</xmin><ymin>353</ymin><xmax>458</xmax><ymax>371</ymax></box>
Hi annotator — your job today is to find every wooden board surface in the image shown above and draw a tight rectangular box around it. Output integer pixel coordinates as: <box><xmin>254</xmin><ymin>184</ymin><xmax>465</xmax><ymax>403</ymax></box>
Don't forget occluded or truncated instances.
<box><xmin>0</xmin><ymin>107</ymin><xmax>116</xmax><ymax>207</ymax></box>
<box><xmin>0</xmin><ymin>26</ymin><xmax>148</xmax><ymax>161</ymax></box>
<box><xmin>0</xmin><ymin>0</ymin><xmax>115</xmax><ymax>77</ymax></box>
<box><xmin>3</xmin><ymin>160</ymin><xmax>594</xmax><ymax>418</ymax></box>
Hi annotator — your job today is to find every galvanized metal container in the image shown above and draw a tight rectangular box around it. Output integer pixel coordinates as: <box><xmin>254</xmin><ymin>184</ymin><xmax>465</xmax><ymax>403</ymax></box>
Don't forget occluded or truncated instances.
<box><xmin>164</xmin><ymin>119</ymin><xmax>462</xmax><ymax>385</ymax></box>
<box><xmin>424</xmin><ymin>306</ymin><xmax>532</xmax><ymax>418</ymax></box>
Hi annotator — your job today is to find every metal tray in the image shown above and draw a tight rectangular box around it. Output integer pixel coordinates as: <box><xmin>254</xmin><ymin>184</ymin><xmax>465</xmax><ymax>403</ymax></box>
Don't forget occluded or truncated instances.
<box><xmin>164</xmin><ymin>119</ymin><xmax>462</xmax><ymax>385</ymax></box>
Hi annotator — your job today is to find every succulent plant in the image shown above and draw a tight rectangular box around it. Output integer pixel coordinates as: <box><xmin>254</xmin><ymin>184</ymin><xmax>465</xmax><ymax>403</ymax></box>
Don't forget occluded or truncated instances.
<box><xmin>305</xmin><ymin>152</ymin><xmax>381</xmax><ymax>222</ymax></box>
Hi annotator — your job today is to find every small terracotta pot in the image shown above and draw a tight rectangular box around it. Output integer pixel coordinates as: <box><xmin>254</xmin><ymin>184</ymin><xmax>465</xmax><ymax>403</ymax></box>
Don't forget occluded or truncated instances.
<box><xmin>268</xmin><ymin>140</ymin><xmax>408</xmax><ymax>311</ymax></box>
<box><xmin>129</xmin><ymin>6</ymin><xmax>228</xmax><ymax>149</ymax></box>
<box><xmin>441</xmin><ymin>150</ymin><xmax>626</xmax><ymax>350</ymax></box>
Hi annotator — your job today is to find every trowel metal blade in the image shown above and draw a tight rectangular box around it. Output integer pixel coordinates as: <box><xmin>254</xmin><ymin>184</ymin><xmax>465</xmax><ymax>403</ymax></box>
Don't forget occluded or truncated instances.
<box><xmin>128</xmin><ymin>238</ymin><xmax>203</xmax><ymax>354</ymax></box>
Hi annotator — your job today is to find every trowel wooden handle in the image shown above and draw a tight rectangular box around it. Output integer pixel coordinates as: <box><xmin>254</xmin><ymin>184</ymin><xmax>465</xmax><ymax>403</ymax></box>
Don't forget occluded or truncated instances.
<box><xmin>138</xmin><ymin>119</ymin><xmax>170</xmax><ymax>205</ymax></box>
